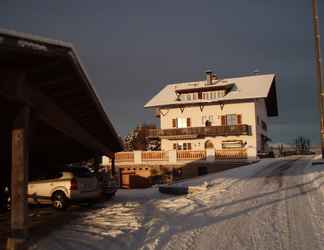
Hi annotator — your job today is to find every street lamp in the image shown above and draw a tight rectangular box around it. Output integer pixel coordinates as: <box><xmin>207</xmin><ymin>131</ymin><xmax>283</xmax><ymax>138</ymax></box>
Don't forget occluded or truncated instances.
<box><xmin>312</xmin><ymin>0</ymin><xmax>324</xmax><ymax>158</ymax></box>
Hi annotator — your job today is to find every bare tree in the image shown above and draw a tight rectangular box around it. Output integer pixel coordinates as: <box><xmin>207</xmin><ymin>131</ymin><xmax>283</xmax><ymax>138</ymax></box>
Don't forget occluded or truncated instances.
<box><xmin>124</xmin><ymin>123</ymin><xmax>160</xmax><ymax>151</ymax></box>
<box><xmin>294</xmin><ymin>136</ymin><xmax>311</xmax><ymax>154</ymax></box>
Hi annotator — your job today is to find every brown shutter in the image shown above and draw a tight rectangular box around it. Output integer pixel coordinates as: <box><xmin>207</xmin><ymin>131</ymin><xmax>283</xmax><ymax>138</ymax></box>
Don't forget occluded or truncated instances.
<box><xmin>187</xmin><ymin>118</ymin><xmax>191</xmax><ymax>127</ymax></box>
<box><xmin>173</xmin><ymin>144</ymin><xmax>177</xmax><ymax>150</ymax></box>
<box><xmin>237</xmin><ymin>114</ymin><xmax>242</xmax><ymax>125</ymax></box>
<box><xmin>172</xmin><ymin>119</ymin><xmax>177</xmax><ymax>128</ymax></box>
<box><xmin>198</xmin><ymin>92</ymin><xmax>202</xmax><ymax>99</ymax></box>
<box><xmin>188</xmin><ymin>143</ymin><xmax>192</xmax><ymax>150</ymax></box>
<box><xmin>221</xmin><ymin>115</ymin><xmax>226</xmax><ymax>126</ymax></box>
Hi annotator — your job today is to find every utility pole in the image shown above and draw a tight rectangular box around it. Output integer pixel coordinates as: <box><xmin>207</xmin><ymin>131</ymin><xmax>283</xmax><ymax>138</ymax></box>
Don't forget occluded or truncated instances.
<box><xmin>312</xmin><ymin>0</ymin><xmax>324</xmax><ymax>158</ymax></box>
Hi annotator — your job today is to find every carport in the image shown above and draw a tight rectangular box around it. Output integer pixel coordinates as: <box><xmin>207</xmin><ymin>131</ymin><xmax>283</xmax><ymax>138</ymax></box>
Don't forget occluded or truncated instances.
<box><xmin>0</xmin><ymin>29</ymin><xmax>123</xmax><ymax>250</ymax></box>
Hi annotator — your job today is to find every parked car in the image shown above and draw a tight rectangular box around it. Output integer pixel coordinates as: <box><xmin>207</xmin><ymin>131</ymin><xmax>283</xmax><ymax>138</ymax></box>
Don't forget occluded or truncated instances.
<box><xmin>28</xmin><ymin>166</ymin><xmax>101</xmax><ymax>210</ymax></box>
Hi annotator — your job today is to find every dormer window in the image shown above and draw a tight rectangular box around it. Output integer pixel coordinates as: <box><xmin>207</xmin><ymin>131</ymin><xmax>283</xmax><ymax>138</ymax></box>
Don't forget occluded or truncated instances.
<box><xmin>176</xmin><ymin>89</ymin><xmax>226</xmax><ymax>102</ymax></box>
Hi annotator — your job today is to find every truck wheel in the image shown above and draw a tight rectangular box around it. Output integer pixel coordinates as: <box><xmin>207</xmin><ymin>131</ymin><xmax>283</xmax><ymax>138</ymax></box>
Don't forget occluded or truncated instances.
<box><xmin>52</xmin><ymin>191</ymin><xmax>68</xmax><ymax>210</ymax></box>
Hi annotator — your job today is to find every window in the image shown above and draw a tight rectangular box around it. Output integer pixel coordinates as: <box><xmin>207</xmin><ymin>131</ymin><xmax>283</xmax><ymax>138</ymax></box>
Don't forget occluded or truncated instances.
<box><xmin>202</xmin><ymin>115</ymin><xmax>213</xmax><ymax>126</ymax></box>
<box><xmin>174</xmin><ymin>142</ymin><xmax>192</xmax><ymax>150</ymax></box>
<box><xmin>186</xmin><ymin>94</ymin><xmax>191</xmax><ymax>101</ymax></box>
<box><xmin>222</xmin><ymin>140</ymin><xmax>243</xmax><ymax>149</ymax></box>
<box><xmin>193</xmin><ymin>93</ymin><xmax>198</xmax><ymax>100</ymax></box>
<box><xmin>221</xmin><ymin>114</ymin><xmax>242</xmax><ymax>126</ymax></box>
<box><xmin>173</xmin><ymin>118</ymin><xmax>190</xmax><ymax>128</ymax></box>
<box><xmin>177</xmin><ymin>118</ymin><xmax>187</xmax><ymax>128</ymax></box>
<box><xmin>226</xmin><ymin>114</ymin><xmax>238</xmax><ymax>125</ymax></box>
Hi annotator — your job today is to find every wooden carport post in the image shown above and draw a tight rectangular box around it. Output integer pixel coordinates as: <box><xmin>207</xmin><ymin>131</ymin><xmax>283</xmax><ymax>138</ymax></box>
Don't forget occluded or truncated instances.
<box><xmin>111</xmin><ymin>156</ymin><xmax>116</xmax><ymax>176</ymax></box>
<box><xmin>7</xmin><ymin>106</ymin><xmax>30</xmax><ymax>250</ymax></box>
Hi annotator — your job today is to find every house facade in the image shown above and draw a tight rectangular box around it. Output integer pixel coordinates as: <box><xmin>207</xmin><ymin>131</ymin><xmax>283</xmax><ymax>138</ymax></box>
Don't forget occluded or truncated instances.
<box><xmin>144</xmin><ymin>71</ymin><xmax>278</xmax><ymax>158</ymax></box>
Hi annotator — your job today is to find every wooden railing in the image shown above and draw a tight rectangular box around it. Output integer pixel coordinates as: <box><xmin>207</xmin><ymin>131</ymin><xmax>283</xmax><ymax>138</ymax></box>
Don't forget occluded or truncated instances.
<box><xmin>114</xmin><ymin>149</ymin><xmax>248</xmax><ymax>164</ymax></box>
<box><xmin>147</xmin><ymin>124</ymin><xmax>250</xmax><ymax>139</ymax></box>
<box><xmin>215</xmin><ymin>149</ymin><xmax>247</xmax><ymax>159</ymax></box>
<box><xmin>142</xmin><ymin>151</ymin><xmax>168</xmax><ymax>161</ymax></box>
<box><xmin>177</xmin><ymin>150</ymin><xmax>206</xmax><ymax>161</ymax></box>
<box><xmin>115</xmin><ymin>152</ymin><xmax>134</xmax><ymax>162</ymax></box>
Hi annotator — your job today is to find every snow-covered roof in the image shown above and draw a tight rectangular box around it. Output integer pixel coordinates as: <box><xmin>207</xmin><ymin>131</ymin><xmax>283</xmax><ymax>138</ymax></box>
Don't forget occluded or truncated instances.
<box><xmin>145</xmin><ymin>73</ymin><xmax>276</xmax><ymax>108</ymax></box>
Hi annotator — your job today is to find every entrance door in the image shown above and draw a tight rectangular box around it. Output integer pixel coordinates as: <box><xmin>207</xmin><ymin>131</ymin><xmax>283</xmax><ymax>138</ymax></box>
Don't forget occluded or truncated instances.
<box><xmin>205</xmin><ymin>140</ymin><xmax>214</xmax><ymax>149</ymax></box>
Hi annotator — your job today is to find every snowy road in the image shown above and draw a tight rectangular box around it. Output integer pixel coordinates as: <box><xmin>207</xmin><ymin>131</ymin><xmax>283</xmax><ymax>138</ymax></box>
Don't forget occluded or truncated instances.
<box><xmin>30</xmin><ymin>156</ymin><xmax>324</xmax><ymax>250</ymax></box>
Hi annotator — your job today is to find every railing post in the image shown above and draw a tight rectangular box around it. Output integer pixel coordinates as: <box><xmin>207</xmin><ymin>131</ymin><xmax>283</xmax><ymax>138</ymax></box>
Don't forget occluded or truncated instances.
<box><xmin>206</xmin><ymin>148</ymin><xmax>215</xmax><ymax>162</ymax></box>
<box><xmin>134</xmin><ymin>151</ymin><xmax>142</xmax><ymax>164</ymax></box>
<box><xmin>168</xmin><ymin>150</ymin><xmax>177</xmax><ymax>163</ymax></box>
<box><xmin>246</xmin><ymin>146</ymin><xmax>257</xmax><ymax>160</ymax></box>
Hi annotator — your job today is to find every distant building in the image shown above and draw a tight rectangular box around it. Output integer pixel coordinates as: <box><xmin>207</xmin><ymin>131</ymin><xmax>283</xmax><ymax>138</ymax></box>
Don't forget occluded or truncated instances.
<box><xmin>144</xmin><ymin>71</ymin><xmax>279</xmax><ymax>158</ymax></box>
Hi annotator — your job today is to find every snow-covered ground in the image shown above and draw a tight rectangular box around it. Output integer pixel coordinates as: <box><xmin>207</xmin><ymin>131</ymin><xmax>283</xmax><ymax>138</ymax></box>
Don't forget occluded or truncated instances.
<box><xmin>29</xmin><ymin>157</ymin><xmax>324</xmax><ymax>250</ymax></box>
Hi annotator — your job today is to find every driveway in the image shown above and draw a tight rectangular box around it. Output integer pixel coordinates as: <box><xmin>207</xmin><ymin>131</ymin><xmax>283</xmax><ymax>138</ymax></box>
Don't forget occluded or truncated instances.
<box><xmin>6</xmin><ymin>156</ymin><xmax>324</xmax><ymax>250</ymax></box>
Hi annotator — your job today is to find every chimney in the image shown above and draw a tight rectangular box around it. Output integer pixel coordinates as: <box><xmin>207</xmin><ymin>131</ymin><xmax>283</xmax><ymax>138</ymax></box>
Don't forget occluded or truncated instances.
<box><xmin>206</xmin><ymin>70</ymin><xmax>212</xmax><ymax>85</ymax></box>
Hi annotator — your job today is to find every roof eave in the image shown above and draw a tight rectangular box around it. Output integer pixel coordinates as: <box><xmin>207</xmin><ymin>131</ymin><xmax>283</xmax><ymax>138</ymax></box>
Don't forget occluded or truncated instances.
<box><xmin>265</xmin><ymin>77</ymin><xmax>279</xmax><ymax>117</ymax></box>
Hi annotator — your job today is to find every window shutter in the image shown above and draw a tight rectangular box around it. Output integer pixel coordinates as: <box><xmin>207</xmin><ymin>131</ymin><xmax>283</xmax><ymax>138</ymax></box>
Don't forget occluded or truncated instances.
<box><xmin>172</xmin><ymin>119</ymin><xmax>177</xmax><ymax>128</ymax></box>
<box><xmin>221</xmin><ymin>115</ymin><xmax>226</xmax><ymax>126</ymax></box>
<box><xmin>188</xmin><ymin>143</ymin><xmax>192</xmax><ymax>150</ymax></box>
<box><xmin>237</xmin><ymin>114</ymin><xmax>242</xmax><ymax>124</ymax></box>
<box><xmin>198</xmin><ymin>92</ymin><xmax>202</xmax><ymax>99</ymax></box>
<box><xmin>187</xmin><ymin>118</ymin><xmax>191</xmax><ymax>127</ymax></box>
<box><xmin>173</xmin><ymin>144</ymin><xmax>177</xmax><ymax>150</ymax></box>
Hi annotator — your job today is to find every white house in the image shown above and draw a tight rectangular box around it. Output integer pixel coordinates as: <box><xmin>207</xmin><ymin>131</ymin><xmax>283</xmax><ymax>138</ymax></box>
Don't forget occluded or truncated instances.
<box><xmin>144</xmin><ymin>71</ymin><xmax>279</xmax><ymax>158</ymax></box>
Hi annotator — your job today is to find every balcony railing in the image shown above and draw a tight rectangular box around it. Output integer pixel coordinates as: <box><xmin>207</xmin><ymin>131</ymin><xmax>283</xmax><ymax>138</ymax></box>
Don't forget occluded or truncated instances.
<box><xmin>113</xmin><ymin>149</ymin><xmax>248</xmax><ymax>165</ymax></box>
<box><xmin>177</xmin><ymin>150</ymin><xmax>206</xmax><ymax>161</ymax></box>
<box><xmin>147</xmin><ymin>124</ymin><xmax>250</xmax><ymax>139</ymax></box>
<box><xmin>215</xmin><ymin>149</ymin><xmax>247</xmax><ymax>159</ymax></box>
<box><xmin>115</xmin><ymin>152</ymin><xmax>134</xmax><ymax>162</ymax></box>
<box><xmin>142</xmin><ymin>151</ymin><xmax>168</xmax><ymax>161</ymax></box>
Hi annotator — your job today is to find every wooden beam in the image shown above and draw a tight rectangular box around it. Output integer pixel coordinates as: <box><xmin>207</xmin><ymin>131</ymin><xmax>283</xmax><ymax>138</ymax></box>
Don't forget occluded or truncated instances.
<box><xmin>0</xmin><ymin>69</ymin><xmax>115</xmax><ymax>158</ymax></box>
<box><xmin>7</xmin><ymin>106</ymin><xmax>30</xmax><ymax>250</ymax></box>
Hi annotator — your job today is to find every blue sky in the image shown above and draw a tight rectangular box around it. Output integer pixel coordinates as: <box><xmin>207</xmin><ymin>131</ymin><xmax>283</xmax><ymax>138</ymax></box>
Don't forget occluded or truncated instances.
<box><xmin>1</xmin><ymin>0</ymin><xmax>323</xmax><ymax>144</ymax></box>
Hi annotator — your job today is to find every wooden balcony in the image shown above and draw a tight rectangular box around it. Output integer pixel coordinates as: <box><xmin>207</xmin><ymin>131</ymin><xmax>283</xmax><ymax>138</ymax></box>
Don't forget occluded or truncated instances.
<box><xmin>147</xmin><ymin>124</ymin><xmax>250</xmax><ymax>139</ymax></box>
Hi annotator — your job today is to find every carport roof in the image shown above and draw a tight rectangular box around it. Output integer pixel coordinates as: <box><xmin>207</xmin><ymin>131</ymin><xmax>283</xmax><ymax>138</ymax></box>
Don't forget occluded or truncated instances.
<box><xmin>0</xmin><ymin>28</ymin><xmax>123</xmax><ymax>155</ymax></box>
